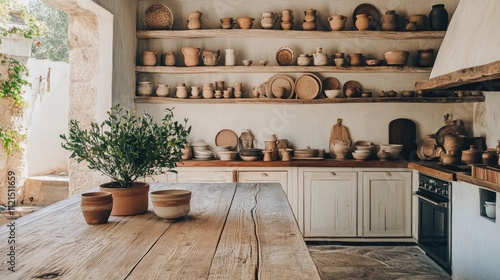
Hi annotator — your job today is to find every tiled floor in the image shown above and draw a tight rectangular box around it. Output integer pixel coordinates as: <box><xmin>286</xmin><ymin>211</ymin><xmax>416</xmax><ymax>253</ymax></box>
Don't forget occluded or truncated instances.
<box><xmin>308</xmin><ymin>244</ymin><xmax>451</xmax><ymax>280</ymax></box>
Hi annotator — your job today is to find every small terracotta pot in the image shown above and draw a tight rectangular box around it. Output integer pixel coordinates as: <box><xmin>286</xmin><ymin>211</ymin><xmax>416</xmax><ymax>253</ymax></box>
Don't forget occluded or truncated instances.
<box><xmin>482</xmin><ymin>149</ymin><xmax>499</xmax><ymax>165</ymax></box>
<box><xmin>461</xmin><ymin>145</ymin><xmax>483</xmax><ymax>165</ymax></box>
<box><xmin>81</xmin><ymin>191</ymin><xmax>113</xmax><ymax>225</ymax></box>
<box><xmin>151</xmin><ymin>190</ymin><xmax>191</xmax><ymax>220</ymax></box>
<box><xmin>100</xmin><ymin>182</ymin><xmax>150</xmax><ymax>216</ymax></box>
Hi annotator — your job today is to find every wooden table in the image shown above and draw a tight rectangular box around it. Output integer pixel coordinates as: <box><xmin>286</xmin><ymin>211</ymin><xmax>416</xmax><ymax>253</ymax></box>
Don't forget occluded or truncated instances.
<box><xmin>0</xmin><ymin>183</ymin><xmax>320</xmax><ymax>279</ymax></box>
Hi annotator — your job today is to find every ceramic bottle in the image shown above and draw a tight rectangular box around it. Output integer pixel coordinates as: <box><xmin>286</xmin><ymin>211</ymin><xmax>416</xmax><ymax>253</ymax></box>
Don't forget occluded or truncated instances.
<box><xmin>381</xmin><ymin>10</ymin><xmax>399</xmax><ymax>31</ymax></box>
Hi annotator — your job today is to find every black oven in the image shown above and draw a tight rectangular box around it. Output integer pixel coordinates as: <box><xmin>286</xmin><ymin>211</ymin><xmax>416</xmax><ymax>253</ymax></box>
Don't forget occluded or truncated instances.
<box><xmin>413</xmin><ymin>173</ymin><xmax>451</xmax><ymax>274</ymax></box>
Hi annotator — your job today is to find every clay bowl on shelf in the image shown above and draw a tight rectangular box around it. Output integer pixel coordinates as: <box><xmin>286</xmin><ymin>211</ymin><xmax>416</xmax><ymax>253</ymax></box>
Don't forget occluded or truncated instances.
<box><xmin>218</xmin><ymin>151</ymin><xmax>238</xmax><ymax>161</ymax></box>
<box><xmin>352</xmin><ymin>150</ymin><xmax>371</xmax><ymax>160</ymax></box>
<box><xmin>239</xmin><ymin>148</ymin><xmax>263</xmax><ymax>156</ymax></box>
<box><xmin>324</xmin><ymin>89</ymin><xmax>342</xmax><ymax>98</ymax></box>
<box><xmin>365</xmin><ymin>59</ymin><xmax>382</xmax><ymax>66</ymax></box>
<box><xmin>384</xmin><ymin>51</ymin><xmax>409</xmax><ymax>66</ymax></box>
<box><xmin>380</xmin><ymin>144</ymin><xmax>403</xmax><ymax>159</ymax></box>
<box><xmin>150</xmin><ymin>190</ymin><xmax>191</xmax><ymax>220</ymax></box>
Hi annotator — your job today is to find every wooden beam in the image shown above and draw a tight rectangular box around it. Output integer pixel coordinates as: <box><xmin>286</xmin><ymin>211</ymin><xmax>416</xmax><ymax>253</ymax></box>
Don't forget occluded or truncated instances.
<box><xmin>415</xmin><ymin>60</ymin><xmax>500</xmax><ymax>90</ymax></box>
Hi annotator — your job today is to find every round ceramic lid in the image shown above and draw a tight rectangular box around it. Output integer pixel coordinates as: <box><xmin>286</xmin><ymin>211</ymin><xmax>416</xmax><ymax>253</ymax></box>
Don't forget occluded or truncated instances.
<box><xmin>276</xmin><ymin>47</ymin><xmax>294</xmax><ymax>66</ymax></box>
<box><xmin>295</xmin><ymin>74</ymin><xmax>320</xmax><ymax>100</ymax></box>
<box><xmin>215</xmin><ymin>129</ymin><xmax>238</xmax><ymax>150</ymax></box>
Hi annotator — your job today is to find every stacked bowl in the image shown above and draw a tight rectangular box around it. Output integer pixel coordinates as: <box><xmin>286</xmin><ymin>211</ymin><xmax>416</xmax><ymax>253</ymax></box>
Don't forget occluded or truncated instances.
<box><xmin>380</xmin><ymin>144</ymin><xmax>403</xmax><ymax>160</ymax></box>
<box><xmin>239</xmin><ymin>148</ymin><xmax>263</xmax><ymax>161</ymax></box>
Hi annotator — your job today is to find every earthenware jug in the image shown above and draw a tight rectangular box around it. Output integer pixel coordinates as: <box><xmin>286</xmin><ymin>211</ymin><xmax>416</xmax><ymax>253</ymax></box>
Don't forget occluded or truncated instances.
<box><xmin>429</xmin><ymin>4</ymin><xmax>448</xmax><ymax>31</ymax></box>
<box><xmin>303</xmin><ymin>9</ymin><xmax>316</xmax><ymax>22</ymax></box>
<box><xmin>297</xmin><ymin>54</ymin><xmax>311</xmax><ymax>66</ymax></box>
<box><xmin>417</xmin><ymin>49</ymin><xmax>435</xmax><ymax>67</ymax></box>
<box><xmin>181</xmin><ymin>47</ymin><xmax>201</xmax><ymax>67</ymax></box>
<box><xmin>137</xmin><ymin>81</ymin><xmax>153</xmax><ymax>96</ymax></box>
<box><xmin>202</xmin><ymin>49</ymin><xmax>221</xmax><ymax>66</ymax></box>
<box><xmin>187</xmin><ymin>10</ymin><xmax>202</xmax><ymax>30</ymax></box>
<box><xmin>408</xmin><ymin>15</ymin><xmax>427</xmax><ymax>30</ymax></box>
<box><xmin>163</xmin><ymin>50</ymin><xmax>176</xmax><ymax>66</ymax></box>
<box><xmin>381</xmin><ymin>10</ymin><xmax>399</xmax><ymax>31</ymax></box>
<box><xmin>313</xmin><ymin>47</ymin><xmax>328</xmax><ymax>66</ymax></box>
<box><xmin>328</xmin><ymin>15</ymin><xmax>347</xmax><ymax>31</ymax></box>
<box><xmin>355</xmin><ymin>14</ymin><xmax>373</xmax><ymax>31</ymax></box>
<box><xmin>281</xmin><ymin>9</ymin><xmax>293</xmax><ymax>22</ymax></box>
<box><xmin>225</xmin><ymin>49</ymin><xmax>236</xmax><ymax>66</ymax></box>
<box><xmin>155</xmin><ymin>84</ymin><xmax>170</xmax><ymax>97</ymax></box>
<box><xmin>141</xmin><ymin>51</ymin><xmax>157</xmax><ymax>66</ymax></box>
<box><xmin>220</xmin><ymin>17</ymin><xmax>235</xmax><ymax>29</ymax></box>
<box><xmin>261</xmin><ymin>12</ymin><xmax>278</xmax><ymax>29</ymax></box>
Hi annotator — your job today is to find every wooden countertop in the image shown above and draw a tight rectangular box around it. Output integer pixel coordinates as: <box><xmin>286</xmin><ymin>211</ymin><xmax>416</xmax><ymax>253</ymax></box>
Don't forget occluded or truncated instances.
<box><xmin>0</xmin><ymin>183</ymin><xmax>320</xmax><ymax>279</ymax></box>
<box><xmin>178</xmin><ymin>158</ymin><xmax>407</xmax><ymax>168</ymax></box>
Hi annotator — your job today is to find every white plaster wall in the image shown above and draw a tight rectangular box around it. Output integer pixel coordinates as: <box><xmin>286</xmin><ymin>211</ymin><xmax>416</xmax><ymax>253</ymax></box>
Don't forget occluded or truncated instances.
<box><xmin>473</xmin><ymin>92</ymin><xmax>500</xmax><ymax>150</ymax></box>
<box><xmin>452</xmin><ymin>181</ymin><xmax>500</xmax><ymax>279</ymax></box>
<box><xmin>431</xmin><ymin>0</ymin><xmax>500</xmax><ymax>78</ymax></box>
<box><xmin>25</xmin><ymin>59</ymin><xmax>70</xmax><ymax>176</ymax></box>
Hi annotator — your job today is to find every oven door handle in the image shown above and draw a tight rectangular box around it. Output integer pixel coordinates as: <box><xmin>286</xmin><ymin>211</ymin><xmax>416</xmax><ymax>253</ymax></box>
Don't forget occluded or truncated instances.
<box><xmin>413</xmin><ymin>192</ymin><xmax>448</xmax><ymax>208</ymax></box>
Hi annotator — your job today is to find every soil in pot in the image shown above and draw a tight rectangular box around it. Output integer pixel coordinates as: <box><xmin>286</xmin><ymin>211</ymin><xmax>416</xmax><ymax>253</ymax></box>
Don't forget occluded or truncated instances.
<box><xmin>100</xmin><ymin>182</ymin><xmax>150</xmax><ymax>216</ymax></box>
<box><xmin>81</xmin><ymin>191</ymin><xmax>113</xmax><ymax>225</ymax></box>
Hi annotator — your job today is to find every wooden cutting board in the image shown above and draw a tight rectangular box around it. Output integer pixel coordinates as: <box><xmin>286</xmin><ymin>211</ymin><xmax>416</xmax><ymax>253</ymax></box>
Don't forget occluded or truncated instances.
<box><xmin>329</xmin><ymin>118</ymin><xmax>352</xmax><ymax>146</ymax></box>
<box><xmin>389</xmin><ymin>118</ymin><xmax>417</xmax><ymax>160</ymax></box>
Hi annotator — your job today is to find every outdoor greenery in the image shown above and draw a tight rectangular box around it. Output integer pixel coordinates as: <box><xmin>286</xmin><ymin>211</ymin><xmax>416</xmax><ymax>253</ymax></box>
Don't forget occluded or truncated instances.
<box><xmin>0</xmin><ymin>54</ymin><xmax>30</xmax><ymax>107</ymax></box>
<box><xmin>0</xmin><ymin>0</ymin><xmax>46</xmax><ymax>39</ymax></box>
<box><xmin>0</xmin><ymin>125</ymin><xmax>25</xmax><ymax>154</ymax></box>
<box><xmin>60</xmin><ymin>105</ymin><xmax>191</xmax><ymax>188</ymax></box>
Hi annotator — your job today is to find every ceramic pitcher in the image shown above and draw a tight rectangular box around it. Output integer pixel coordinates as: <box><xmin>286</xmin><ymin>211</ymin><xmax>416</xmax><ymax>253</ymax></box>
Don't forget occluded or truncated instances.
<box><xmin>313</xmin><ymin>47</ymin><xmax>328</xmax><ymax>66</ymax></box>
<box><xmin>202</xmin><ymin>50</ymin><xmax>221</xmax><ymax>66</ymax></box>
<box><xmin>141</xmin><ymin>51</ymin><xmax>157</xmax><ymax>66</ymax></box>
<box><xmin>328</xmin><ymin>15</ymin><xmax>347</xmax><ymax>31</ymax></box>
<box><xmin>261</xmin><ymin>12</ymin><xmax>279</xmax><ymax>29</ymax></box>
<box><xmin>181</xmin><ymin>47</ymin><xmax>201</xmax><ymax>67</ymax></box>
<box><xmin>355</xmin><ymin>14</ymin><xmax>373</xmax><ymax>31</ymax></box>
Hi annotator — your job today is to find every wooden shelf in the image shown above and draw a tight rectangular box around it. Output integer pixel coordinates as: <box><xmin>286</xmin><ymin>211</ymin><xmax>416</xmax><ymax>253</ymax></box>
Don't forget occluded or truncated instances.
<box><xmin>136</xmin><ymin>65</ymin><xmax>432</xmax><ymax>74</ymax></box>
<box><xmin>137</xmin><ymin>30</ymin><xmax>446</xmax><ymax>40</ymax></box>
<box><xmin>135</xmin><ymin>96</ymin><xmax>485</xmax><ymax>104</ymax></box>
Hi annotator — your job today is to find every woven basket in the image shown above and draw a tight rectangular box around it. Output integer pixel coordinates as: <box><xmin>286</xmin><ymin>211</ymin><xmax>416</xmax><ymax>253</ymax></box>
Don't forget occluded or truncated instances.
<box><xmin>144</xmin><ymin>3</ymin><xmax>173</xmax><ymax>30</ymax></box>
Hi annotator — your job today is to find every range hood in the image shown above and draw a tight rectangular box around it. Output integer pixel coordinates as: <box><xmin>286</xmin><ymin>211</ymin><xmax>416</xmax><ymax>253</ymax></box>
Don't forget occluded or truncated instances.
<box><xmin>415</xmin><ymin>0</ymin><xmax>500</xmax><ymax>91</ymax></box>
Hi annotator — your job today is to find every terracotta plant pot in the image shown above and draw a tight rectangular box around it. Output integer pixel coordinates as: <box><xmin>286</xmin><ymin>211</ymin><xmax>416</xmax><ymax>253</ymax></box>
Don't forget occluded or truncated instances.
<box><xmin>151</xmin><ymin>189</ymin><xmax>192</xmax><ymax>220</ymax></box>
<box><xmin>100</xmin><ymin>182</ymin><xmax>150</xmax><ymax>216</ymax></box>
<box><xmin>80</xmin><ymin>191</ymin><xmax>113</xmax><ymax>225</ymax></box>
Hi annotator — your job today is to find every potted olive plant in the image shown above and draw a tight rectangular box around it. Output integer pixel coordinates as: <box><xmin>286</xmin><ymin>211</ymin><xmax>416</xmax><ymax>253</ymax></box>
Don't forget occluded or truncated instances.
<box><xmin>60</xmin><ymin>105</ymin><xmax>191</xmax><ymax>216</ymax></box>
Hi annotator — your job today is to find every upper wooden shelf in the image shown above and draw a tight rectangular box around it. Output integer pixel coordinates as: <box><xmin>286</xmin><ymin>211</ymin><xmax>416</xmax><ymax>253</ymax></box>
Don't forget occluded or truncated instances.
<box><xmin>135</xmin><ymin>96</ymin><xmax>484</xmax><ymax>104</ymax></box>
<box><xmin>136</xmin><ymin>30</ymin><xmax>446</xmax><ymax>40</ymax></box>
<box><xmin>136</xmin><ymin>65</ymin><xmax>431</xmax><ymax>74</ymax></box>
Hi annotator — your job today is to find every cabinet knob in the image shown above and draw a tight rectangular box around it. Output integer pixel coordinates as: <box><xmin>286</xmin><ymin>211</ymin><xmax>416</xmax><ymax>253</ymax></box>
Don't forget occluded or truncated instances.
<box><xmin>261</xmin><ymin>173</ymin><xmax>268</xmax><ymax>177</ymax></box>
<box><xmin>385</xmin><ymin>172</ymin><xmax>392</xmax><ymax>176</ymax></box>
<box><xmin>331</xmin><ymin>172</ymin><xmax>336</xmax><ymax>176</ymax></box>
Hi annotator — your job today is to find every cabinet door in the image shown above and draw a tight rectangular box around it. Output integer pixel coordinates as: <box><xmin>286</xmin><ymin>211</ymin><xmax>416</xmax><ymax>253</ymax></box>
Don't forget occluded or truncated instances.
<box><xmin>238</xmin><ymin>171</ymin><xmax>288</xmax><ymax>194</ymax></box>
<box><xmin>362</xmin><ymin>171</ymin><xmax>412</xmax><ymax>237</ymax></box>
<box><xmin>303</xmin><ymin>171</ymin><xmax>358</xmax><ymax>237</ymax></box>
<box><xmin>177</xmin><ymin>171</ymin><xmax>233</xmax><ymax>183</ymax></box>
<box><xmin>142</xmin><ymin>173</ymin><xmax>177</xmax><ymax>183</ymax></box>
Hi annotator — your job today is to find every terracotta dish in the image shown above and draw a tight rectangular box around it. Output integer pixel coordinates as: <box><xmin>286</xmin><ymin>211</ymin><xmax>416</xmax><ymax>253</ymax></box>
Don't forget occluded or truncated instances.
<box><xmin>295</xmin><ymin>74</ymin><xmax>321</xmax><ymax>99</ymax></box>
<box><xmin>384</xmin><ymin>51</ymin><xmax>409</xmax><ymax>66</ymax></box>
<box><xmin>323</xmin><ymin>77</ymin><xmax>341</xmax><ymax>90</ymax></box>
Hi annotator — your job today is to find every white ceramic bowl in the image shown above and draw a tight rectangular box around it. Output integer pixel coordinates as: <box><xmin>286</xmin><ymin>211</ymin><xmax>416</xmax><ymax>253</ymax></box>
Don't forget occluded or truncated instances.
<box><xmin>219</xmin><ymin>151</ymin><xmax>238</xmax><ymax>161</ymax></box>
<box><xmin>324</xmin><ymin>89</ymin><xmax>341</xmax><ymax>98</ymax></box>
<box><xmin>150</xmin><ymin>190</ymin><xmax>191</xmax><ymax>220</ymax></box>
<box><xmin>380</xmin><ymin>144</ymin><xmax>403</xmax><ymax>159</ymax></box>
<box><xmin>354</xmin><ymin>149</ymin><xmax>371</xmax><ymax>155</ymax></box>
<box><xmin>352</xmin><ymin>152</ymin><xmax>370</xmax><ymax>160</ymax></box>
<box><xmin>485</xmin><ymin>202</ymin><xmax>496</xmax><ymax>218</ymax></box>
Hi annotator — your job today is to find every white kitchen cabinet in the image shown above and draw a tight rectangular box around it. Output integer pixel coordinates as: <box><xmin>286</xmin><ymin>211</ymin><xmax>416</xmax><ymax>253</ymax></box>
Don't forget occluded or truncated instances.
<box><xmin>302</xmin><ymin>169</ymin><xmax>358</xmax><ymax>237</ymax></box>
<box><xmin>362</xmin><ymin>171</ymin><xmax>412</xmax><ymax>237</ymax></box>
<box><xmin>176</xmin><ymin>167</ymin><xmax>235</xmax><ymax>183</ymax></box>
<box><xmin>238</xmin><ymin>170</ymin><xmax>288</xmax><ymax>193</ymax></box>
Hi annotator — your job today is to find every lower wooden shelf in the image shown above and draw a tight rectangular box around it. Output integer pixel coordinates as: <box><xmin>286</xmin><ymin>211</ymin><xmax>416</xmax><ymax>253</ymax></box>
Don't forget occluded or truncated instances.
<box><xmin>135</xmin><ymin>96</ymin><xmax>485</xmax><ymax>104</ymax></box>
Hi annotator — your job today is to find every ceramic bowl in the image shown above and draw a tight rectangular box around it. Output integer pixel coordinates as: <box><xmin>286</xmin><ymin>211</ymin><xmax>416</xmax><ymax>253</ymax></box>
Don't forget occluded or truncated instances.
<box><xmin>384</xmin><ymin>51</ymin><xmax>410</xmax><ymax>66</ymax></box>
<box><xmin>485</xmin><ymin>202</ymin><xmax>496</xmax><ymax>218</ymax></box>
<box><xmin>239</xmin><ymin>148</ymin><xmax>263</xmax><ymax>156</ymax></box>
<box><xmin>150</xmin><ymin>190</ymin><xmax>191</xmax><ymax>220</ymax></box>
<box><xmin>365</xmin><ymin>59</ymin><xmax>381</xmax><ymax>66</ymax></box>
<box><xmin>240</xmin><ymin>155</ymin><xmax>261</xmax><ymax>161</ymax></box>
<box><xmin>354</xmin><ymin>149</ymin><xmax>371</xmax><ymax>156</ymax></box>
<box><xmin>259</xmin><ymin>60</ymin><xmax>269</xmax><ymax>66</ymax></box>
<box><xmin>219</xmin><ymin>151</ymin><xmax>238</xmax><ymax>161</ymax></box>
<box><xmin>324</xmin><ymin>89</ymin><xmax>341</xmax><ymax>98</ymax></box>
<box><xmin>380</xmin><ymin>144</ymin><xmax>404</xmax><ymax>159</ymax></box>
<box><xmin>242</xmin><ymin>59</ymin><xmax>252</xmax><ymax>66</ymax></box>
<box><xmin>352</xmin><ymin>151</ymin><xmax>370</xmax><ymax>160</ymax></box>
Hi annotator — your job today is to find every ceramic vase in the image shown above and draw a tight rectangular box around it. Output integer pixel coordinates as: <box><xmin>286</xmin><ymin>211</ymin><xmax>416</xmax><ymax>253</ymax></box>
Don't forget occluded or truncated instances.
<box><xmin>355</xmin><ymin>14</ymin><xmax>373</xmax><ymax>31</ymax></box>
<box><xmin>141</xmin><ymin>51</ymin><xmax>157</xmax><ymax>66</ymax></box>
<box><xmin>381</xmin><ymin>10</ymin><xmax>399</xmax><ymax>31</ymax></box>
<box><xmin>99</xmin><ymin>182</ymin><xmax>149</xmax><ymax>216</ymax></box>
<box><xmin>187</xmin><ymin>10</ymin><xmax>202</xmax><ymax>30</ymax></box>
<box><xmin>80</xmin><ymin>191</ymin><xmax>113</xmax><ymax>225</ymax></box>
<box><xmin>429</xmin><ymin>4</ymin><xmax>448</xmax><ymax>31</ymax></box>
<box><xmin>181</xmin><ymin>47</ymin><xmax>201</xmax><ymax>67</ymax></box>
<box><xmin>328</xmin><ymin>15</ymin><xmax>347</xmax><ymax>31</ymax></box>
<box><xmin>225</xmin><ymin>49</ymin><xmax>236</xmax><ymax>66</ymax></box>
<box><xmin>155</xmin><ymin>84</ymin><xmax>170</xmax><ymax>97</ymax></box>
<box><xmin>163</xmin><ymin>51</ymin><xmax>176</xmax><ymax>66</ymax></box>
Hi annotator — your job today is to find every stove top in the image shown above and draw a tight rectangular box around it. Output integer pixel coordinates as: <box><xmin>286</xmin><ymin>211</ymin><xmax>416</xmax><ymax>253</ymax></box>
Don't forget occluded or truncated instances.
<box><xmin>418</xmin><ymin>173</ymin><xmax>450</xmax><ymax>199</ymax></box>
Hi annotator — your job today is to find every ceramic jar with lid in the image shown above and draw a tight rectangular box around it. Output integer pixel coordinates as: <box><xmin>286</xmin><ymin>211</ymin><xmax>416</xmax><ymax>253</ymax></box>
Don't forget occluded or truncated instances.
<box><xmin>176</xmin><ymin>84</ymin><xmax>188</xmax><ymax>99</ymax></box>
<box><xmin>137</xmin><ymin>81</ymin><xmax>153</xmax><ymax>96</ymax></box>
<box><xmin>381</xmin><ymin>10</ymin><xmax>399</xmax><ymax>31</ymax></box>
<box><xmin>155</xmin><ymin>84</ymin><xmax>170</xmax><ymax>97</ymax></box>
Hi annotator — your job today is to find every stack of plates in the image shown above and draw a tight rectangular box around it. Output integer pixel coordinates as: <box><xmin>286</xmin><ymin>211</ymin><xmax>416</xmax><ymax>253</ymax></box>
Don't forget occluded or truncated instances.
<box><xmin>295</xmin><ymin>73</ymin><xmax>322</xmax><ymax>100</ymax></box>
<box><xmin>194</xmin><ymin>150</ymin><xmax>214</xmax><ymax>160</ymax></box>
<box><xmin>266</xmin><ymin>74</ymin><xmax>295</xmax><ymax>99</ymax></box>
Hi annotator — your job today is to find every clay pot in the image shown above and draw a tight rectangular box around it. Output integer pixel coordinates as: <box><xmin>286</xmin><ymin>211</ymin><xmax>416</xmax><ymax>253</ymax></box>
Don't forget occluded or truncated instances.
<box><xmin>99</xmin><ymin>182</ymin><xmax>149</xmax><ymax>216</ymax></box>
<box><xmin>137</xmin><ymin>81</ymin><xmax>153</xmax><ymax>96</ymax></box>
<box><xmin>297</xmin><ymin>54</ymin><xmax>311</xmax><ymax>66</ymax></box>
<box><xmin>163</xmin><ymin>51</ymin><xmax>176</xmax><ymax>66</ymax></box>
<box><xmin>281</xmin><ymin>9</ymin><xmax>293</xmax><ymax>22</ymax></box>
<box><xmin>181</xmin><ymin>47</ymin><xmax>201</xmax><ymax>67</ymax></box>
<box><xmin>80</xmin><ymin>191</ymin><xmax>113</xmax><ymax>225</ymax></box>
<box><xmin>443</xmin><ymin>134</ymin><xmax>465</xmax><ymax>154</ymax></box>
<box><xmin>429</xmin><ymin>4</ymin><xmax>448</xmax><ymax>31</ymax></box>
<box><xmin>261</xmin><ymin>12</ymin><xmax>279</xmax><ymax>29</ymax></box>
<box><xmin>220</xmin><ymin>17</ymin><xmax>235</xmax><ymax>29</ymax></box>
<box><xmin>384</xmin><ymin>51</ymin><xmax>409</xmax><ymax>66</ymax></box>
<box><xmin>333</xmin><ymin>142</ymin><xmax>350</xmax><ymax>160</ymax></box>
<box><xmin>355</xmin><ymin>14</ymin><xmax>373</xmax><ymax>31</ymax></box>
<box><xmin>328</xmin><ymin>15</ymin><xmax>347</xmax><ymax>31</ymax></box>
<box><xmin>202</xmin><ymin>83</ymin><xmax>214</xmax><ymax>99</ymax></box>
<box><xmin>155</xmin><ymin>84</ymin><xmax>170</xmax><ymax>97</ymax></box>
<box><xmin>187</xmin><ymin>10</ymin><xmax>202</xmax><ymax>30</ymax></box>
<box><xmin>141</xmin><ymin>51</ymin><xmax>157</xmax><ymax>66</ymax></box>
<box><xmin>408</xmin><ymin>15</ymin><xmax>427</xmax><ymax>30</ymax></box>
<box><xmin>381</xmin><ymin>10</ymin><xmax>399</xmax><ymax>31</ymax></box>
<box><xmin>202</xmin><ymin>50</ymin><xmax>221</xmax><ymax>66</ymax></box>
<box><xmin>237</xmin><ymin>17</ymin><xmax>255</xmax><ymax>29</ymax></box>
<box><xmin>482</xmin><ymin>150</ymin><xmax>499</xmax><ymax>165</ymax></box>
<box><xmin>349</xmin><ymin>53</ymin><xmax>363</xmax><ymax>66</ymax></box>
<box><xmin>417</xmin><ymin>49</ymin><xmax>435</xmax><ymax>67</ymax></box>
<box><xmin>461</xmin><ymin>145</ymin><xmax>483</xmax><ymax>165</ymax></box>
<box><xmin>150</xmin><ymin>190</ymin><xmax>191</xmax><ymax>220</ymax></box>
<box><xmin>302</xmin><ymin>20</ymin><xmax>317</xmax><ymax>31</ymax></box>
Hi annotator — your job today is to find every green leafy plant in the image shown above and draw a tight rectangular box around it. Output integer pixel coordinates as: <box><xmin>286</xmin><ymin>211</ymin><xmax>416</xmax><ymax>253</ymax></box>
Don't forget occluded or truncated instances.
<box><xmin>0</xmin><ymin>0</ymin><xmax>47</xmax><ymax>39</ymax></box>
<box><xmin>0</xmin><ymin>125</ymin><xmax>25</xmax><ymax>154</ymax></box>
<box><xmin>0</xmin><ymin>54</ymin><xmax>30</xmax><ymax>107</ymax></box>
<box><xmin>60</xmin><ymin>105</ymin><xmax>191</xmax><ymax>188</ymax></box>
